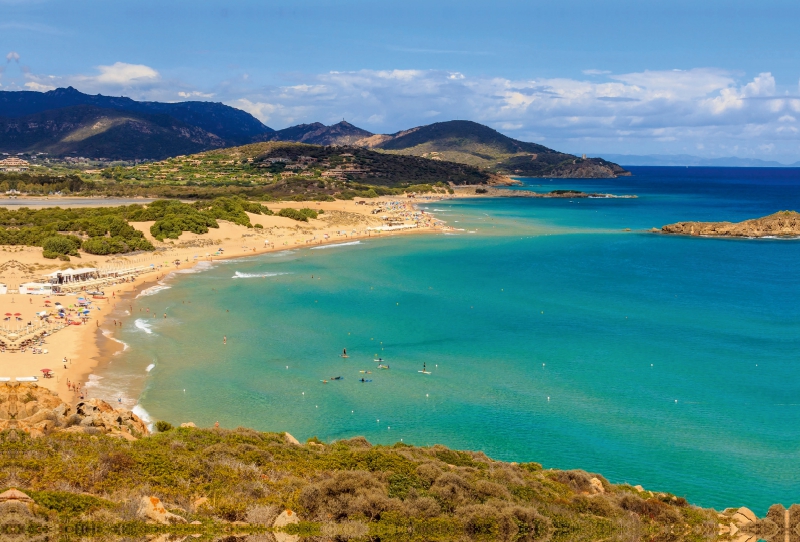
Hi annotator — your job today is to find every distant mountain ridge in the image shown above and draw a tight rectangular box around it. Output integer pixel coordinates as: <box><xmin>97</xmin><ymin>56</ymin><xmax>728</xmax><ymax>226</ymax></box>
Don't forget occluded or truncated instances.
<box><xmin>0</xmin><ymin>105</ymin><xmax>224</xmax><ymax>159</ymax></box>
<box><xmin>267</xmin><ymin>120</ymin><xmax>372</xmax><ymax>146</ymax></box>
<box><xmin>0</xmin><ymin>88</ymin><xmax>626</xmax><ymax>176</ymax></box>
<box><xmin>595</xmin><ymin>153</ymin><xmax>800</xmax><ymax>168</ymax></box>
<box><xmin>267</xmin><ymin>119</ymin><xmax>628</xmax><ymax>178</ymax></box>
<box><xmin>0</xmin><ymin>87</ymin><xmax>273</xmax><ymax>151</ymax></box>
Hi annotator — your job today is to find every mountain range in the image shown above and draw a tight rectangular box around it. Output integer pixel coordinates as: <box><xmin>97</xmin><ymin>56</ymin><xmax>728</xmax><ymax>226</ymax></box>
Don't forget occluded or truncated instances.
<box><xmin>0</xmin><ymin>87</ymin><xmax>627</xmax><ymax>177</ymax></box>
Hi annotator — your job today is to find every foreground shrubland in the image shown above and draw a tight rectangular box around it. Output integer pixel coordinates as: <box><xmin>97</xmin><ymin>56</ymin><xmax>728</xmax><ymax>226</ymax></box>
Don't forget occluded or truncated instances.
<box><xmin>0</xmin><ymin>426</ymin><xmax>722</xmax><ymax>541</ymax></box>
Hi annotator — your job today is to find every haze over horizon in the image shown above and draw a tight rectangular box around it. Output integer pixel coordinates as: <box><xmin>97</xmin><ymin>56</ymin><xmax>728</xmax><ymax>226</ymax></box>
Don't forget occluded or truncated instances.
<box><xmin>3</xmin><ymin>0</ymin><xmax>800</xmax><ymax>162</ymax></box>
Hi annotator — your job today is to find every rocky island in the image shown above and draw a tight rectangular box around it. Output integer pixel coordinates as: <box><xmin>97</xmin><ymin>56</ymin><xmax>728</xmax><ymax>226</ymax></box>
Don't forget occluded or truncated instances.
<box><xmin>661</xmin><ymin>210</ymin><xmax>800</xmax><ymax>238</ymax></box>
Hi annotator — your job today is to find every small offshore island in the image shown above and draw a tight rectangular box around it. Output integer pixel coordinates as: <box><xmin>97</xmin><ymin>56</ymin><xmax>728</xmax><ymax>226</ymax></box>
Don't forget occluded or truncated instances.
<box><xmin>661</xmin><ymin>211</ymin><xmax>800</xmax><ymax>238</ymax></box>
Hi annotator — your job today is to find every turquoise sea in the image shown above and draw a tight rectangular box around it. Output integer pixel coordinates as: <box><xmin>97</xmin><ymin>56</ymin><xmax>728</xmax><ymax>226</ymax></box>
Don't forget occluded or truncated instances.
<box><xmin>92</xmin><ymin>167</ymin><xmax>800</xmax><ymax>514</ymax></box>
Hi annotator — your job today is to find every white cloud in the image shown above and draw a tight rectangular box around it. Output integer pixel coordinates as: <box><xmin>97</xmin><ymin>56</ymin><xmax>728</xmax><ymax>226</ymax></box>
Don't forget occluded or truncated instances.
<box><xmin>178</xmin><ymin>90</ymin><xmax>214</xmax><ymax>98</ymax></box>
<box><xmin>24</xmin><ymin>81</ymin><xmax>55</xmax><ymax>91</ymax></box>
<box><xmin>583</xmin><ymin>69</ymin><xmax>610</xmax><ymax>75</ymax></box>
<box><xmin>6</xmin><ymin>51</ymin><xmax>20</xmax><ymax>62</ymax></box>
<box><xmin>9</xmin><ymin>61</ymin><xmax>800</xmax><ymax>160</ymax></box>
<box><xmin>224</xmin><ymin>67</ymin><xmax>800</xmax><ymax>160</ymax></box>
<box><xmin>91</xmin><ymin>62</ymin><xmax>159</xmax><ymax>85</ymax></box>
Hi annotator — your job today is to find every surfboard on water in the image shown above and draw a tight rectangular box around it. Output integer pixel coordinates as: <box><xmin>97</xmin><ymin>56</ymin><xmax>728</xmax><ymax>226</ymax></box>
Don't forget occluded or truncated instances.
<box><xmin>359</xmin><ymin>370</ymin><xmax>372</xmax><ymax>374</ymax></box>
<box><xmin>358</xmin><ymin>379</ymin><xmax>372</xmax><ymax>383</ymax></box>
<box><xmin>340</xmin><ymin>355</ymin><xmax>349</xmax><ymax>358</ymax></box>
<box><xmin>418</xmin><ymin>370</ymin><xmax>432</xmax><ymax>374</ymax></box>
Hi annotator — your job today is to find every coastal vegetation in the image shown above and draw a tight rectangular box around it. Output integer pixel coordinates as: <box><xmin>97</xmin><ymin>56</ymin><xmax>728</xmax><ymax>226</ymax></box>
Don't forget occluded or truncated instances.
<box><xmin>0</xmin><ymin>196</ymin><xmax>273</xmax><ymax>255</ymax></box>
<box><xmin>0</xmin><ymin>142</ymin><xmax>478</xmax><ymax>201</ymax></box>
<box><xmin>1</xmin><ymin>426</ymin><xmax>721</xmax><ymax>541</ymax></box>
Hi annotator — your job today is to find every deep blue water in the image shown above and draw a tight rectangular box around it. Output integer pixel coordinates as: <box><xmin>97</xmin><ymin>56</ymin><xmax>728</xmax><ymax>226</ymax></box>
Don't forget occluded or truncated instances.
<box><xmin>93</xmin><ymin>167</ymin><xmax>800</xmax><ymax>514</ymax></box>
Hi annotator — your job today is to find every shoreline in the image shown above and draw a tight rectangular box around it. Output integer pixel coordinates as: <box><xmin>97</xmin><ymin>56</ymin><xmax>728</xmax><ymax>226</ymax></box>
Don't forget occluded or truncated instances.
<box><xmin>67</xmin><ymin>197</ymin><xmax>451</xmax><ymax>407</ymax></box>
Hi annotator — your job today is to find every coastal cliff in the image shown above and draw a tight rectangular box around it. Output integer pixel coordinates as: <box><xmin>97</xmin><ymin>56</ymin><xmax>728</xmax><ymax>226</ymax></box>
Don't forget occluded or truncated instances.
<box><xmin>661</xmin><ymin>210</ymin><xmax>800</xmax><ymax>238</ymax></box>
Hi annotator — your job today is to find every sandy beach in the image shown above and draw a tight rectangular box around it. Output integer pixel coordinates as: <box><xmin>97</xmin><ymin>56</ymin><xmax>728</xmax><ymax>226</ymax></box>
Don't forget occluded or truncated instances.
<box><xmin>0</xmin><ymin>195</ymin><xmax>452</xmax><ymax>403</ymax></box>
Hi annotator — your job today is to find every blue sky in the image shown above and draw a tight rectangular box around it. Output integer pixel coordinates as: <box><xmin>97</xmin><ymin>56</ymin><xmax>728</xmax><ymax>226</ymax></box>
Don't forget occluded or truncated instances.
<box><xmin>3</xmin><ymin>0</ymin><xmax>800</xmax><ymax>161</ymax></box>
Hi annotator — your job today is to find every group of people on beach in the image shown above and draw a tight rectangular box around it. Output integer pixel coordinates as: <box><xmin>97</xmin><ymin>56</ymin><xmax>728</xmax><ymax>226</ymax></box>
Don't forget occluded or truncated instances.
<box><xmin>66</xmin><ymin>378</ymin><xmax>85</xmax><ymax>400</ymax></box>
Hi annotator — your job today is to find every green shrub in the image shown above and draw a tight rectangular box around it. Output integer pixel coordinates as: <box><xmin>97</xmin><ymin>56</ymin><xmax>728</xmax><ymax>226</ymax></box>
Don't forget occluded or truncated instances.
<box><xmin>42</xmin><ymin>235</ymin><xmax>80</xmax><ymax>256</ymax></box>
<box><xmin>155</xmin><ymin>420</ymin><xmax>174</xmax><ymax>432</ymax></box>
<box><xmin>277</xmin><ymin>207</ymin><xmax>318</xmax><ymax>221</ymax></box>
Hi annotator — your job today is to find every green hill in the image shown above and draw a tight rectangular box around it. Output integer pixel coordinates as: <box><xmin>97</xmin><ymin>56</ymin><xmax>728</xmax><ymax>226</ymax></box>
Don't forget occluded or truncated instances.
<box><xmin>369</xmin><ymin>120</ymin><xmax>630</xmax><ymax>178</ymax></box>
<box><xmin>96</xmin><ymin>141</ymin><xmax>493</xmax><ymax>200</ymax></box>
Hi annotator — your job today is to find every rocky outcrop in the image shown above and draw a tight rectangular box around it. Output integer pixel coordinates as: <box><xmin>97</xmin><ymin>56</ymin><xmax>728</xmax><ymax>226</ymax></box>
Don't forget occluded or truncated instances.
<box><xmin>0</xmin><ymin>383</ymin><xmax>148</xmax><ymax>438</ymax></box>
<box><xmin>137</xmin><ymin>496</ymin><xmax>187</xmax><ymax>525</ymax></box>
<box><xmin>661</xmin><ymin>211</ymin><xmax>800</xmax><ymax>238</ymax></box>
<box><xmin>453</xmin><ymin>186</ymin><xmax>637</xmax><ymax>199</ymax></box>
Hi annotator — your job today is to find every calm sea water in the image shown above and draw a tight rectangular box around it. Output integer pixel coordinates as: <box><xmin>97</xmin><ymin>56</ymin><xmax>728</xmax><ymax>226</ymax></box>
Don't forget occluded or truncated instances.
<box><xmin>93</xmin><ymin>167</ymin><xmax>800</xmax><ymax>513</ymax></box>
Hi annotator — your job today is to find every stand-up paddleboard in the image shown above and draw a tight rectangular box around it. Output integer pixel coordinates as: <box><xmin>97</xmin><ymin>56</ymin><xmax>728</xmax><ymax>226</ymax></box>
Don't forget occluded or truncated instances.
<box><xmin>358</xmin><ymin>379</ymin><xmax>372</xmax><ymax>383</ymax></box>
<box><xmin>419</xmin><ymin>362</ymin><xmax>431</xmax><ymax>374</ymax></box>
<box><xmin>359</xmin><ymin>370</ymin><xmax>372</xmax><ymax>374</ymax></box>
<box><xmin>418</xmin><ymin>370</ymin><xmax>431</xmax><ymax>374</ymax></box>
<box><xmin>320</xmin><ymin>380</ymin><xmax>328</xmax><ymax>383</ymax></box>
<box><xmin>341</xmin><ymin>348</ymin><xmax>349</xmax><ymax>358</ymax></box>
<box><xmin>378</xmin><ymin>365</ymin><xmax>389</xmax><ymax>369</ymax></box>
<box><xmin>330</xmin><ymin>376</ymin><xmax>343</xmax><ymax>380</ymax></box>
<box><xmin>374</xmin><ymin>357</ymin><xmax>386</xmax><ymax>362</ymax></box>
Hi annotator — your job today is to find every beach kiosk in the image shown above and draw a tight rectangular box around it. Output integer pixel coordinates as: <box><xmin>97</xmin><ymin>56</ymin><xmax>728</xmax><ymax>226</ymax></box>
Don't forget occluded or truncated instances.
<box><xmin>19</xmin><ymin>282</ymin><xmax>54</xmax><ymax>295</ymax></box>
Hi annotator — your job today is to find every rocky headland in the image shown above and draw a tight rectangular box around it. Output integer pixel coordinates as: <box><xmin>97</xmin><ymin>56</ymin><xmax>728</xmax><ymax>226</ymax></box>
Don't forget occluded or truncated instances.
<box><xmin>661</xmin><ymin>210</ymin><xmax>800</xmax><ymax>238</ymax></box>
<box><xmin>454</xmin><ymin>186</ymin><xmax>637</xmax><ymax>198</ymax></box>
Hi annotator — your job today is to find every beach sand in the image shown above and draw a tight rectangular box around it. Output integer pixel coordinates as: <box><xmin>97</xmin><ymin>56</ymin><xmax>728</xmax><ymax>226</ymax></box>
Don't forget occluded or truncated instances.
<box><xmin>0</xmin><ymin>196</ymin><xmax>451</xmax><ymax>403</ymax></box>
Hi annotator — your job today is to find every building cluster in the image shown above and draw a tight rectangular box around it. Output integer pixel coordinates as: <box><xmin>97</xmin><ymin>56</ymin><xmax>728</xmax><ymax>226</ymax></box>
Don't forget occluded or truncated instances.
<box><xmin>0</xmin><ymin>157</ymin><xmax>30</xmax><ymax>172</ymax></box>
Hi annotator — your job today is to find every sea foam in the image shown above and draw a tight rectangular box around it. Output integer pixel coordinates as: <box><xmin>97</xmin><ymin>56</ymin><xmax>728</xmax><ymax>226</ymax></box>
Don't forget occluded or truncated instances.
<box><xmin>132</xmin><ymin>404</ymin><xmax>154</xmax><ymax>432</ymax></box>
<box><xmin>137</xmin><ymin>284</ymin><xmax>171</xmax><ymax>297</ymax></box>
<box><xmin>232</xmin><ymin>271</ymin><xmax>289</xmax><ymax>279</ymax></box>
<box><xmin>145</xmin><ymin>363</ymin><xmax>155</xmax><ymax>372</ymax></box>
<box><xmin>83</xmin><ymin>374</ymin><xmax>104</xmax><ymax>388</ymax></box>
<box><xmin>101</xmin><ymin>329</ymin><xmax>129</xmax><ymax>351</ymax></box>
<box><xmin>134</xmin><ymin>319</ymin><xmax>153</xmax><ymax>334</ymax></box>
<box><xmin>310</xmin><ymin>240</ymin><xmax>362</xmax><ymax>250</ymax></box>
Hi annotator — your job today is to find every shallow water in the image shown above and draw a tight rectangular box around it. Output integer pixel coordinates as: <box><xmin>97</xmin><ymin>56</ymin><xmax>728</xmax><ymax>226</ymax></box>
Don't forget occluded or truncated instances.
<box><xmin>93</xmin><ymin>167</ymin><xmax>800</xmax><ymax>513</ymax></box>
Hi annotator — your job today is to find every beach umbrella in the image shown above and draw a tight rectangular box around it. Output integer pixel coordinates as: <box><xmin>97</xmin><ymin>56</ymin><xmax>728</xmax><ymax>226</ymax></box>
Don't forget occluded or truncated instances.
<box><xmin>40</xmin><ymin>368</ymin><xmax>51</xmax><ymax>373</ymax></box>
<box><xmin>13</xmin><ymin>313</ymin><xmax>21</xmax><ymax>317</ymax></box>
<box><xmin>4</xmin><ymin>313</ymin><xmax>11</xmax><ymax>317</ymax></box>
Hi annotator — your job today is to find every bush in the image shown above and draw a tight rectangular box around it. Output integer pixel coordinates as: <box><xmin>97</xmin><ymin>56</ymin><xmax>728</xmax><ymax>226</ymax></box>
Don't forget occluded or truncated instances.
<box><xmin>253</xmin><ymin>223</ymin><xmax>263</xmax><ymax>229</ymax></box>
<box><xmin>277</xmin><ymin>207</ymin><xmax>318</xmax><ymax>221</ymax></box>
<box><xmin>42</xmin><ymin>235</ymin><xmax>79</xmax><ymax>256</ymax></box>
<box><xmin>155</xmin><ymin>420</ymin><xmax>174</xmax><ymax>432</ymax></box>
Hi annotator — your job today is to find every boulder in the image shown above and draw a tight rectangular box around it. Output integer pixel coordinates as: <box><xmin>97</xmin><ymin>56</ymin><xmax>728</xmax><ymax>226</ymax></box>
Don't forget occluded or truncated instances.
<box><xmin>283</xmin><ymin>432</ymin><xmax>300</xmax><ymax>446</ymax></box>
<box><xmin>273</xmin><ymin>510</ymin><xmax>300</xmax><ymax>542</ymax></box>
<box><xmin>181</xmin><ymin>422</ymin><xmax>197</xmax><ymax>428</ymax></box>
<box><xmin>138</xmin><ymin>496</ymin><xmax>187</xmax><ymax>525</ymax></box>
<box><xmin>733</xmin><ymin>507</ymin><xmax>757</xmax><ymax>526</ymax></box>
<box><xmin>588</xmin><ymin>477</ymin><xmax>605</xmax><ymax>494</ymax></box>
